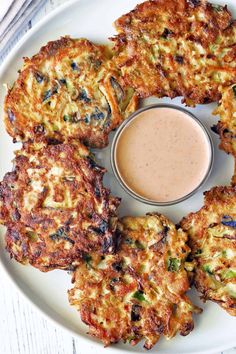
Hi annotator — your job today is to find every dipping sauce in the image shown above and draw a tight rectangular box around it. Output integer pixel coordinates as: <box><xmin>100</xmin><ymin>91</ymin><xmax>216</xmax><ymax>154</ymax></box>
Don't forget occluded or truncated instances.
<box><xmin>112</xmin><ymin>105</ymin><xmax>212</xmax><ymax>204</ymax></box>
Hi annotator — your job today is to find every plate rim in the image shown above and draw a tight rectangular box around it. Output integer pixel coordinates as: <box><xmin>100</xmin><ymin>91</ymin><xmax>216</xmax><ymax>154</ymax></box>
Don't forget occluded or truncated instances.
<box><xmin>0</xmin><ymin>0</ymin><xmax>236</xmax><ymax>353</ymax></box>
<box><xmin>0</xmin><ymin>0</ymin><xmax>79</xmax><ymax>79</ymax></box>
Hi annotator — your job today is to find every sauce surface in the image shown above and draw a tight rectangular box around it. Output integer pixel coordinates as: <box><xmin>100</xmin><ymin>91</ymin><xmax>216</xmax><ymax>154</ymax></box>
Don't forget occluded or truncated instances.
<box><xmin>114</xmin><ymin>107</ymin><xmax>211</xmax><ymax>202</ymax></box>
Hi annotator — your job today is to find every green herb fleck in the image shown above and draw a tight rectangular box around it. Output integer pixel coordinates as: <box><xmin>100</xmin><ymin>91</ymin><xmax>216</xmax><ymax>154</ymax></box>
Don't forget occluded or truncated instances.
<box><xmin>135</xmin><ymin>240</ymin><xmax>145</xmax><ymax>250</ymax></box>
<box><xmin>167</xmin><ymin>257</ymin><xmax>181</xmax><ymax>272</ymax></box>
<box><xmin>223</xmin><ymin>269</ymin><xmax>236</xmax><ymax>279</ymax></box>
<box><xmin>210</xmin><ymin>44</ymin><xmax>217</xmax><ymax>53</ymax></box>
<box><xmin>203</xmin><ymin>264</ymin><xmax>214</xmax><ymax>275</ymax></box>
<box><xmin>133</xmin><ymin>290</ymin><xmax>146</xmax><ymax>302</ymax></box>
<box><xmin>127</xmin><ymin>335</ymin><xmax>136</xmax><ymax>343</ymax></box>
<box><xmin>84</xmin><ymin>114</ymin><xmax>90</xmax><ymax>124</ymax></box>
<box><xmin>222</xmin><ymin>250</ymin><xmax>227</xmax><ymax>257</ymax></box>
<box><xmin>140</xmin><ymin>264</ymin><xmax>146</xmax><ymax>272</ymax></box>
<box><xmin>63</xmin><ymin>115</ymin><xmax>70</xmax><ymax>122</ymax></box>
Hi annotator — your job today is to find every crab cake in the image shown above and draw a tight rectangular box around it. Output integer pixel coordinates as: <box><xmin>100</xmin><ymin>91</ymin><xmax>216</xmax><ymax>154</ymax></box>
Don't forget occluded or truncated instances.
<box><xmin>68</xmin><ymin>213</ymin><xmax>201</xmax><ymax>349</ymax></box>
<box><xmin>0</xmin><ymin>140</ymin><xmax>120</xmax><ymax>271</ymax></box>
<box><xmin>4</xmin><ymin>37</ymin><xmax>138</xmax><ymax>148</ymax></box>
<box><xmin>111</xmin><ymin>0</ymin><xmax>236</xmax><ymax>106</ymax></box>
<box><xmin>213</xmin><ymin>84</ymin><xmax>236</xmax><ymax>155</ymax></box>
<box><xmin>181</xmin><ymin>186</ymin><xmax>236</xmax><ymax>316</ymax></box>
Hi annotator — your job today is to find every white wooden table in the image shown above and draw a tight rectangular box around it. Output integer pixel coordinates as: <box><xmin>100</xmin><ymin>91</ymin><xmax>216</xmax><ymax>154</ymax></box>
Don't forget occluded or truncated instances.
<box><xmin>0</xmin><ymin>1</ymin><xmax>236</xmax><ymax>353</ymax></box>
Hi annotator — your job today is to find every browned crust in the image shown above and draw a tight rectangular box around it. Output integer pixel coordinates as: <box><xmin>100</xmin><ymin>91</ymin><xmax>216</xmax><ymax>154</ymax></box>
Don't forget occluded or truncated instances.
<box><xmin>0</xmin><ymin>140</ymin><xmax>120</xmax><ymax>271</ymax></box>
<box><xmin>216</xmin><ymin>121</ymin><xmax>236</xmax><ymax>156</ymax></box>
<box><xmin>111</xmin><ymin>0</ymin><xmax>236</xmax><ymax>105</ymax></box>
<box><xmin>181</xmin><ymin>186</ymin><xmax>236</xmax><ymax>316</ymax></box>
<box><xmin>194</xmin><ymin>270</ymin><xmax>236</xmax><ymax>316</ymax></box>
<box><xmin>4</xmin><ymin>37</ymin><xmax>138</xmax><ymax>148</ymax></box>
<box><xmin>69</xmin><ymin>213</ymin><xmax>201</xmax><ymax>349</ymax></box>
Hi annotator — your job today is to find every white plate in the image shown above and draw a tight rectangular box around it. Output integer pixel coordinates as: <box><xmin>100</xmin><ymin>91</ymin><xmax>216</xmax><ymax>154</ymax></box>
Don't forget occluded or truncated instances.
<box><xmin>0</xmin><ymin>0</ymin><xmax>236</xmax><ymax>353</ymax></box>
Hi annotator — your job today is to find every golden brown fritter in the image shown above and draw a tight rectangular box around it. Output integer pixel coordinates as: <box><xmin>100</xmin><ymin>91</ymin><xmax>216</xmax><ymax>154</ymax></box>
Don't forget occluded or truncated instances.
<box><xmin>68</xmin><ymin>213</ymin><xmax>201</xmax><ymax>349</ymax></box>
<box><xmin>0</xmin><ymin>140</ymin><xmax>120</xmax><ymax>271</ymax></box>
<box><xmin>181</xmin><ymin>186</ymin><xmax>236</xmax><ymax>316</ymax></box>
<box><xmin>4</xmin><ymin>37</ymin><xmax>138</xmax><ymax>148</ymax></box>
<box><xmin>111</xmin><ymin>0</ymin><xmax>236</xmax><ymax>106</ymax></box>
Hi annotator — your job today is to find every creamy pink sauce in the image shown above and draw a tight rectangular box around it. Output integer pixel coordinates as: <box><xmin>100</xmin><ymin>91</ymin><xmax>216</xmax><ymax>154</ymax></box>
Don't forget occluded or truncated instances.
<box><xmin>115</xmin><ymin>107</ymin><xmax>211</xmax><ymax>202</ymax></box>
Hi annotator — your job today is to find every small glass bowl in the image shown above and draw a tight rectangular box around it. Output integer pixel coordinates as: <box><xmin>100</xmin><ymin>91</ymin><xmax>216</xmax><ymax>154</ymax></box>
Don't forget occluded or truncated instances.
<box><xmin>111</xmin><ymin>104</ymin><xmax>214</xmax><ymax>206</ymax></box>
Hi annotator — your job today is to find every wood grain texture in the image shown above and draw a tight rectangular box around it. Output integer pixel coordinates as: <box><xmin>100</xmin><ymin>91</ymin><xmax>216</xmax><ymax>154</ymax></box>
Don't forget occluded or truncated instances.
<box><xmin>1</xmin><ymin>271</ymin><xmax>75</xmax><ymax>354</ymax></box>
<box><xmin>0</xmin><ymin>0</ymin><xmax>235</xmax><ymax>353</ymax></box>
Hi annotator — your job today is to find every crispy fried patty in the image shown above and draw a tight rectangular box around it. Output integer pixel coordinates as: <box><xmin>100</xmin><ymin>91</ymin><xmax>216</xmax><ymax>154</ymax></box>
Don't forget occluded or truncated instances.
<box><xmin>181</xmin><ymin>186</ymin><xmax>236</xmax><ymax>316</ymax></box>
<box><xmin>68</xmin><ymin>213</ymin><xmax>201</xmax><ymax>349</ymax></box>
<box><xmin>4</xmin><ymin>37</ymin><xmax>138</xmax><ymax>148</ymax></box>
<box><xmin>0</xmin><ymin>140</ymin><xmax>120</xmax><ymax>271</ymax></box>
<box><xmin>111</xmin><ymin>0</ymin><xmax>236</xmax><ymax>106</ymax></box>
